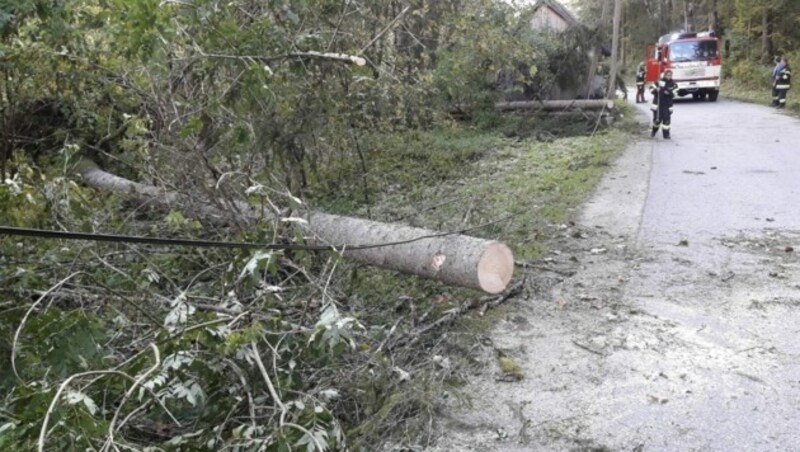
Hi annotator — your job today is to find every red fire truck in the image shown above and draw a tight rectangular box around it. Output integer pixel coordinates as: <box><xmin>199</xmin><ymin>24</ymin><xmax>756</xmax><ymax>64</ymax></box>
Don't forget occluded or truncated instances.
<box><xmin>645</xmin><ymin>31</ymin><xmax>722</xmax><ymax>101</ymax></box>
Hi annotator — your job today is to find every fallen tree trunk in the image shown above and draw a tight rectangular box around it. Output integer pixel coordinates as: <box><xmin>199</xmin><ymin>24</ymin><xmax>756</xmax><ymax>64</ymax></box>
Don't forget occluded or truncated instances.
<box><xmin>494</xmin><ymin>99</ymin><xmax>614</xmax><ymax>112</ymax></box>
<box><xmin>76</xmin><ymin>160</ymin><xmax>514</xmax><ymax>293</ymax></box>
<box><xmin>308</xmin><ymin>213</ymin><xmax>514</xmax><ymax>294</ymax></box>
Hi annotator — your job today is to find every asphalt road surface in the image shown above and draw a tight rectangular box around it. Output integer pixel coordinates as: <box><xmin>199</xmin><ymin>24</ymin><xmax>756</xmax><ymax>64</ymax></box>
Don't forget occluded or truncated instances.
<box><xmin>430</xmin><ymin>95</ymin><xmax>800</xmax><ymax>451</ymax></box>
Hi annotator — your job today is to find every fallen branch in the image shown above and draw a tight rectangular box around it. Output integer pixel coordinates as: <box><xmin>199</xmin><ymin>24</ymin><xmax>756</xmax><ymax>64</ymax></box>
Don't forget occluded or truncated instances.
<box><xmin>571</xmin><ymin>339</ymin><xmax>605</xmax><ymax>356</ymax></box>
<box><xmin>103</xmin><ymin>344</ymin><xmax>161</xmax><ymax>451</ymax></box>
<box><xmin>40</xmin><ymin>370</ymin><xmax>136</xmax><ymax>452</ymax></box>
<box><xmin>515</xmin><ymin>260</ymin><xmax>576</xmax><ymax>277</ymax></box>
<box><xmin>479</xmin><ymin>279</ymin><xmax>525</xmax><ymax>316</ymax></box>
<box><xmin>401</xmin><ymin>278</ymin><xmax>526</xmax><ymax>348</ymax></box>
<box><xmin>12</xmin><ymin>272</ymin><xmax>84</xmax><ymax>385</ymax></box>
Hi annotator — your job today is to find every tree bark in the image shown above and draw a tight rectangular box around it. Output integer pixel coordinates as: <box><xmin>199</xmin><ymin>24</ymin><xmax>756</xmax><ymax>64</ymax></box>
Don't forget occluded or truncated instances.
<box><xmin>76</xmin><ymin>160</ymin><xmax>246</xmax><ymax>227</ymax></box>
<box><xmin>684</xmin><ymin>0</ymin><xmax>694</xmax><ymax>31</ymax></box>
<box><xmin>495</xmin><ymin>99</ymin><xmax>614</xmax><ymax>112</ymax></box>
<box><xmin>584</xmin><ymin>0</ymin><xmax>611</xmax><ymax>99</ymax></box>
<box><xmin>709</xmin><ymin>0</ymin><xmax>718</xmax><ymax>34</ymax></box>
<box><xmin>607</xmin><ymin>0</ymin><xmax>623</xmax><ymax>100</ymax></box>
<box><xmin>620</xmin><ymin>3</ymin><xmax>626</xmax><ymax>67</ymax></box>
<box><xmin>76</xmin><ymin>160</ymin><xmax>514</xmax><ymax>293</ymax></box>
<box><xmin>761</xmin><ymin>8</ymin><xmax>770</xmax><ymax>58</ymax></box>
<box><xmin>662</xmin><ymin>0</ymin><xmax>672</xmax><ymax>35</ymax></box>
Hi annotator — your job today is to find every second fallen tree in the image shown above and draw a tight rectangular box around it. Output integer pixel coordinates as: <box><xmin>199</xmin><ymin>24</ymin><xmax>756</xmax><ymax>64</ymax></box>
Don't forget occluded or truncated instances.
<box><xmin>76</xmin><ymin>160</ymin><xmax>514</xmax><ymax>294</ymax></box>
<box><xmin>494</xmin><ymin>99</ymin><xmax>615</xmax><ymax>112</ymax></box>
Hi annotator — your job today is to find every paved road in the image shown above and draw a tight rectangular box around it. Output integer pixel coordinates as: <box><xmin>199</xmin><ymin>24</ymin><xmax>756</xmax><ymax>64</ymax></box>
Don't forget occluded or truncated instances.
<box><xmin>603</xmin><ymin>96</ymin><xmax>800</xmax><ymax>451</ymax></box>
<box><xmin>638</xmin><ymin>96</ymin><xmax>800</xmax><ymax>244</ymax></box>
<box><xmin>431</xmin><ymin>96</ymin><xmax>800</xmax><ymax>451</ymax></box>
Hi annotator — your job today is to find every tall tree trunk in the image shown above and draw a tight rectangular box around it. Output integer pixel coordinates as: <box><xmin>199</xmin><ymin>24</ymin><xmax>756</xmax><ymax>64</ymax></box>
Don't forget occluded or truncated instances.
<box><xmin>607</xmin><ymin>0</ymin><xmax>623</xmax><ymax>100</ymax></box>
<box><xmin>684</xmin><ymin>0</ymin><xmax>694</xmax><ymax>31</ymax></box>
<box><xmin>660</xmin><ymin>0</ymin><xmax>671</xmax><ymax>34</ymax></box>
<box><xmin>709</xmin><ymin>0</ymin><xmax>718</xmax><ymax>33</ymax></box>
<box><xmin>584</xmin><ymin>0</ymin><xmax>611</xmax><ymax>99</ymax></box>
<box><xmin>761</xmin><ymin>8</ymin><xmax>770</xmax><ymax>58</ymax></box>
<box><xmin>621</xmin><ymin>2</ymin><xmax>627</xmax><ymax>66</ymax></box>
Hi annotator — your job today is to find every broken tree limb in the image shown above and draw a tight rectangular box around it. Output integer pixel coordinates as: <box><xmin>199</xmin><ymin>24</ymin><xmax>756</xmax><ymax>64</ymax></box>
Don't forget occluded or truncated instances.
<box><xmin>76</xmin><ymin>159</ymin><xmax>245</xmax><ymax>227</ymax></box>
<box><xmin>396</xmin><ymin>278</ymin><xmax>525</xmax><ymax>349</ymax></box>
<box><xmin>538</xmin><ymin>110</ymin><xmax>611</xmax><ymax>117</ymax></box>
<box><xmin>75</xmin><ymin>160</ymin><xmax>514</xmax><ymax>293</ymax></box>
<box><xmin>196</xmin><ymin>49</ymin><xmax>367</xmax><ymax>66</ymax></box>
<box><xmin>494</xmin><ymin>99</ymin><xmax>614</xmax><ymax>112</ymax></box>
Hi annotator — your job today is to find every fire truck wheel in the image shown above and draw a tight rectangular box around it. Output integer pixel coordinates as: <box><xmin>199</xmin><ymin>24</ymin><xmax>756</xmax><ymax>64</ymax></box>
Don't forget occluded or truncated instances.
<box><xmin>709</xmin><ymin>91</ymin><xmax>719</xmax><ymax>102</ymax></box>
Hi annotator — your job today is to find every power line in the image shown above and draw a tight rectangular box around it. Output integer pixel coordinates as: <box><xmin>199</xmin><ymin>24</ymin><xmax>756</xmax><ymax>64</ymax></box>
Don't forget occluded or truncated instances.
<box><xmin>0</xmin><ymin>226</ymin><xmax>305</xmax><ymax>250</ymax></box>
<box><xmin>0</xmin><ymin>218</ymin><xmax>506</xmax><ymax>252</ymax></box>
<box><xmin>0</xmin><ymin>202</ymin><xmax>522</xmax><ymax>252</ymax></box>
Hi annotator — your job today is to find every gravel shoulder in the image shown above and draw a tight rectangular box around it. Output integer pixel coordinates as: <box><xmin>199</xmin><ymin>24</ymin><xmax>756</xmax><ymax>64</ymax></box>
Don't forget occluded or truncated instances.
<box><xmin>428</xmin><ymin>100</ymin><xmax>800</xmax><ymax>451</ymax></box>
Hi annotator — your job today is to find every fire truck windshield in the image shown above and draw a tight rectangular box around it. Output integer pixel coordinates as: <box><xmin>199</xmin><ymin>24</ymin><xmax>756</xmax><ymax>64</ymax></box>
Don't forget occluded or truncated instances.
<box><xmin>669</xmin><ymin>40</ymin><xmax>718</xmax><ymax>62</ymax></box>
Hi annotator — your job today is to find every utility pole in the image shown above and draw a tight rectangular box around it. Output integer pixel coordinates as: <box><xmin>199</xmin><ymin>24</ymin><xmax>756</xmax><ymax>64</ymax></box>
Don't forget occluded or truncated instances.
<box><xmin>607</xmin><ymin>0</ymin><xmax>622</xmax><ymax>100</ymax></box>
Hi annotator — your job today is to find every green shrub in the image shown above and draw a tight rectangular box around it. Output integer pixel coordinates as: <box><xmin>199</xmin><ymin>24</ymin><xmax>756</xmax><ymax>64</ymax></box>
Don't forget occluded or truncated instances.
<box><xmin>730</xmin><ymin>60</ymin><xmax>771</xmax><ymax>89</ymax></box>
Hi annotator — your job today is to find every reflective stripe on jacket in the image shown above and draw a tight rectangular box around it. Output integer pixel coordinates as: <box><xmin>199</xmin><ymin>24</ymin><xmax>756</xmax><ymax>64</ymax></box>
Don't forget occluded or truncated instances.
<box><xmin>636</xmin><ymin>68</ymin><xmax>646</xmax><ymax>85</ymax></box>
<box><xmin>776</xmin><ymin>67</ymin><xmax>792</xmax><ymax>90</ymax></box>
<box><xmin>651</xmin><ymin>79</ymin><xmax>677</xmax><ymax>108</ymax></box>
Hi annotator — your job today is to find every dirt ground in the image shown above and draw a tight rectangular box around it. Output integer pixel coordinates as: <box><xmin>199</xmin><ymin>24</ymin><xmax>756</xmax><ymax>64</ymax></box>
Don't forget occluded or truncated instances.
<box><xmin>427</xmin><ymin>102</ymin><xmax>800</xmax><ymax>451</ymax></box>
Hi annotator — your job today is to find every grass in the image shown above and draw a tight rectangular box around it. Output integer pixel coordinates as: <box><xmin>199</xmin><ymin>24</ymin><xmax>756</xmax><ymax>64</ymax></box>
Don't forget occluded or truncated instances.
<box><xmin>722</xmin><ymin>78</ymin><xmax>800</xmax><ymax>113</ymax></box>
<box><xmin>320</xmin><ymin>110</ymin><xmax>636</xmax><ymax>260</ymax></box>
<box><xmin>498</xmin><ymin>356</ymin><xmax>525</xmax><ymax>381</ymax></box>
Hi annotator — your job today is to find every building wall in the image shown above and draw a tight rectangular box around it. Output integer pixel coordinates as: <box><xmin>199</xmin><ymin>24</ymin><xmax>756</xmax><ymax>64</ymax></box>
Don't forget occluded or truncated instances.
<box><xmin>530</xmin><ymin>7</ymin><xmax>570</xmax><ymax>33</ymax></box>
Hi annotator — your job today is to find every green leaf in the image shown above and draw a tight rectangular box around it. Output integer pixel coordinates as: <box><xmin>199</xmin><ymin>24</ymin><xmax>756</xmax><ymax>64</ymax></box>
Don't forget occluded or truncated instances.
<box><xmin>66</xmin><ymin>390</ymin><xmax>98</xmax><ymax>416</ymax></box>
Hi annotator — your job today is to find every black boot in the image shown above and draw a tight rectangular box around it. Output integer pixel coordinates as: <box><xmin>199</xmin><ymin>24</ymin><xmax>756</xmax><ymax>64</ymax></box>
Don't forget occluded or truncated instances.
<box><xmin>651</xmin><ymin>127</ymin><xmax>658</xmax><ymax>138</ymax></box>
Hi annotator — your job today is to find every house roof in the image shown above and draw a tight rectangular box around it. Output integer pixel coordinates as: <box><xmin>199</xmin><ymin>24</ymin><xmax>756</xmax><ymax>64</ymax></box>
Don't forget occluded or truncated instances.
<box><xmin>531</xmin><ymin>0</ymin><xmax>580</xmax><ymax>27</ymax></box>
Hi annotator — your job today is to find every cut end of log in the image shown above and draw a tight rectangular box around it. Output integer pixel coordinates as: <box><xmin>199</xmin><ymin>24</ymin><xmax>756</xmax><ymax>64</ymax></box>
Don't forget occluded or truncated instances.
<box><xmin>477</xmin><ymin>242</ymin><xmax>514</xmax><ymax>294</ymax></box>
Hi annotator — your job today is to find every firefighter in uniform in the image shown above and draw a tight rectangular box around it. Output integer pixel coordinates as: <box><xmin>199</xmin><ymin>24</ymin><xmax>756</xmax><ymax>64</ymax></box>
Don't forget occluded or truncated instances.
<box><xmin>775</xmin><ymin>57</ymin><xmax>791</xmax><ymax>108</ymax></box>
<box><xmin>650</xmin><ymin>70</ymin><xmax>677</xmax><ymax>139</ymax></box>
<box><xmin>635</xmin><ymin>62</ymin><xmax>647</xmax><ymax>103</ymax></box>
<box><xmin>772</xmin><ymin>56</ymin><xmax>786</xmax><ymax>106</ymax></box>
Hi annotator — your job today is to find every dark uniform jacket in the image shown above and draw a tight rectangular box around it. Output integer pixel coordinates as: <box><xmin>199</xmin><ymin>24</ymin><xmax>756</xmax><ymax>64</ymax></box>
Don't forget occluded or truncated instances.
<box><xmin>636</xmin><ymin>67</ymin><xmax>646</xmax><ymax>86</ymax></box>
<box><xmin>776</xmin><ymin>65</ymin><xmax>792</xmax><ymax>90</ymax></box>
<box><xmin>651</xmin><ymin>76</ymin><xmax>677</xmax><ymax>115</ymax></box>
